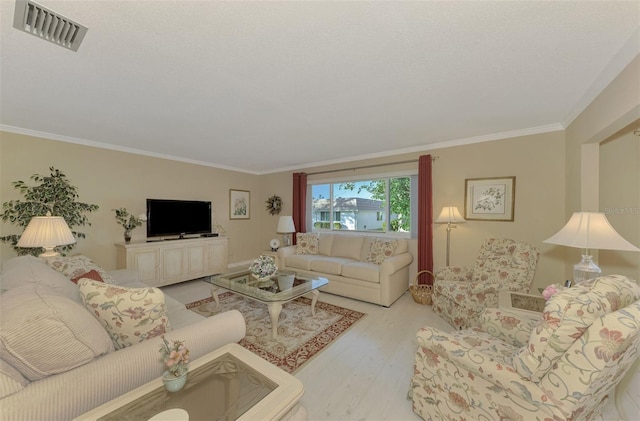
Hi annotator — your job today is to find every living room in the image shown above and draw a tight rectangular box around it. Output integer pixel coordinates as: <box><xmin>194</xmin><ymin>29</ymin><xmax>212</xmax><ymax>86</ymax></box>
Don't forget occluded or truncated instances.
<box><xmin>1</xmin><ymin>1</ymin><xmax>639</xmax><ymax>420</ymax></box>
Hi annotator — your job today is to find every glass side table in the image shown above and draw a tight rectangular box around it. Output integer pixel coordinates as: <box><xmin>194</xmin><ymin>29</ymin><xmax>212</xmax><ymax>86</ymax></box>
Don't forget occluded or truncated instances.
<box><xmin>498</xmin><ymin>290</ymin><xmax>546</xmax><ymax>320</ymax></box>
<box><xmin>76</xmin><ymin>343</ymin><xmax>304</xmax><ymax>421</ymax></box>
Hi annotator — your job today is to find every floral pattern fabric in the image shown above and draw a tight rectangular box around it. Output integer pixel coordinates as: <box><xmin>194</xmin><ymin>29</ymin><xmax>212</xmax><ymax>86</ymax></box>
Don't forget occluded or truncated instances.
<box><xmin>432</xmin><ymin>238</ymin><xmax>539</xmax><ymax>329</ymax></box>
<box><xmin>78</xmin><ymin>279</ymin><xmax>171</xmax><ymax>350</ymax></box>
<box><xmin>296</xmin><ymin>232</ymin><xmax>319</xmax><ymax>255</ymax></box>
<box><xmin>365</xmin><ymin>238</ymin><xmax>398</xmax><ymax>264</ymax></box>
<box><xmin>410</xmin><ymin>274</ymin><xmax>640</xmax><ymax>421</ymax></box>
<box><xmin>513</xmin><ymin>275</ymin><xmax>640</xmax><ymax>381</ymax></box>
<box><xmin>41</xmin><ymin>255</ymin><xmax>116</xmax><ymax>285</ymax></box>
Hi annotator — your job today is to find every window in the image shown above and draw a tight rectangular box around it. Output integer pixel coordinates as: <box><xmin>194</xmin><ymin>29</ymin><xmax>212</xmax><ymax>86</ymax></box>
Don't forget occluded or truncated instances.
<box><xmin>310</xmin><ymin>176</ymin><xmax>412</xmax><ymax>235</ymax></box>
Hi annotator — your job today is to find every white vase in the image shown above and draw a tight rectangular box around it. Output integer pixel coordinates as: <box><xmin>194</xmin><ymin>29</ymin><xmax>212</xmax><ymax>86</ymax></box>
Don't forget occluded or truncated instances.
<box><xmin>278</xmin><ymin>274</ymin><xmax>295</xmax><ymax>290</ymax></box>
<box><xmin>162</xmin><ymin>370</ymin><xmax>187</xmax><ymax>392</ymax></box>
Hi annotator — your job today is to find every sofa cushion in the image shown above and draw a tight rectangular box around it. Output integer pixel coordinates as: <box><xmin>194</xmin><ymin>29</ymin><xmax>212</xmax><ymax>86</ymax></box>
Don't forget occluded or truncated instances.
<box><xmin>394</xmin><ymin>238</ymin><xmax>408</xmax><ymax>255</ymax></box>
<box><xmin>0</xmin><ymin>359</ymin><xmax>29</xmax><ymax>399</ymax></box>
<box><xmin>285</xmin><ymin>254</ymin><xmax>316</xmax><ymax>271</ymax></box>
<box><xmin>341</xmin><ymin>262</ymin><xmax>381</xmax><ymax>283</ymax></box>
<box><xmin>318</xmin><ymin>233</ymin><xmax>334</xmax><ymax>256</ymax></box>
<box><xmin>296</xmin><ymin>233</ymin><xmax>319</xmax><ymax>255</ymax></box>
<box><xmin>1</xmin><ymin>256</ymin><xmax>81</xmax><ymax>302</ymax></box>
<box><xmin>42</xmin><ymin>254</ymin><xmax>115</xmax><ymax>285</ymax></box>
<box><xmin>331</xmin><ymin>235</ymin><xmax>364</xmax><ymax>260</ymax></box>
<box><xmin>70</xmin><ymin>269</ymin><xmax>104</xmax><ymax>284</ymax></box>
<box><xmin>366</xmin><ymin>238</ymin><xmax>398</xmax><ymax>264</ymax></box>
<box><xmin>0</xmin><ymin>284</ymin><xmax>114</xmax><ymax>381</ymax></box>
<box><xmin>310</xmin><ymin>257</ymin><xmax>354</xmax><ymax>275</ymax></box>
<box><xmin>78</xmin><ymin>279</ymin><xmax>171</xmax><ymax>350</ymax></box>
<box><xmin>513</xmin><ymin>275</ymin><xmax>640</xmax><ymax>382</ymax></box>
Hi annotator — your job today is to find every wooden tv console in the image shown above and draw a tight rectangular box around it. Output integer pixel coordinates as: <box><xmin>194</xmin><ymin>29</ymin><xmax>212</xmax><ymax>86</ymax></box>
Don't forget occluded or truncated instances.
<box><xmin>116</xmin><ymin>237</ymin><xmax>228</xmax><ymax>287</ymax></box>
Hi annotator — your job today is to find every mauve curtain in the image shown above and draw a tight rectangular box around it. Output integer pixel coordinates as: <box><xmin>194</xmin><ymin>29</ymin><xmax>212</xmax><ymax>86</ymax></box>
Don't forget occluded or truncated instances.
<box><xmin>418</xmin><ymin>155</ymin><xmax>434</xmax><ymax>284</ymax></box>
<box><xmin>292</xmin><ymin>172</ymin><xmax>307</xmax><ymax>245</ymax></box>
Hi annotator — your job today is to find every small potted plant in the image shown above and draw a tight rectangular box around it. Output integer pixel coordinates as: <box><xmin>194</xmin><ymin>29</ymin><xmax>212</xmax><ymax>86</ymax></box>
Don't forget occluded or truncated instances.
<box><xmin>159</xmin><ymin>336</ymin><xmax>190</xmax><ymax>392</ymax></box>
<box><xmin>112</xmin><ymin>208</ymin><xmax>147</xmax><ymax>242</ymax></box>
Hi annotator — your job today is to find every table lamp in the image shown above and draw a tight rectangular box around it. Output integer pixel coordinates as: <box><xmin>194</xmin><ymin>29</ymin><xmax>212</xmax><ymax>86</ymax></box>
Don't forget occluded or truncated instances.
<box><xmin>277</xmin><ymin>216</ymin><xmax>296</xmax><ymax>246</ymax></box>
<box><xmin>17</xmin><ymin>214</ymin><xmax>76</xmax><ymax>257</ymax></box>
<box><xmin>543</xmin><ymin>212</ymin><xmax>640</xmax><ymax>284</ymax></box>
<box><xmin>434</xmin><ymin>206</ymin><xmax>466</xmax><ymax>266</ymax></box>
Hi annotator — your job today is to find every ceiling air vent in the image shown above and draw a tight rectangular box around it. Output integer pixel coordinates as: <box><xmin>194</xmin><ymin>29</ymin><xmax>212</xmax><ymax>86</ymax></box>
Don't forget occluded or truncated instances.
<box><xmin>13</xmin><ymin>0</ymin><xmax>88</xmax><ymax>52</ymax></box>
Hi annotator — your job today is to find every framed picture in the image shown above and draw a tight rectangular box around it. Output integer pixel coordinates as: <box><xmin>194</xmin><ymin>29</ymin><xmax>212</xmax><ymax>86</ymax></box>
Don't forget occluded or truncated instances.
<box><xmin>229</xmin><ymin>189</ymin><xmax>250</xmax><ymax>220</ymax></box>
<box><xmin>464</xmin><ymin>176</ymin><xmax>515</xmax><ymax>221</ymax></box>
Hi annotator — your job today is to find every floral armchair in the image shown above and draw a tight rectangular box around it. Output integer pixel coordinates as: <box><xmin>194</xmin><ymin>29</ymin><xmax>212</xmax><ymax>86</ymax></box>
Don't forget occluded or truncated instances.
<box><xmin>410</xmin><ymin>275</ymin><xmax>640</xmax><ymax>421</ymax></box>
<box><xmin>432</xmin><ymin>238</ymin><xmax>539</xmax><ymax>329</ymax></box>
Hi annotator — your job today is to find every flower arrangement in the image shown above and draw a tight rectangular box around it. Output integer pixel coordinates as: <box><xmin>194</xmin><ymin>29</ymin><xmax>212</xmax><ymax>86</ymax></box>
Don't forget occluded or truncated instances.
<box><xmin>112</xmin><ymin>208</ymin><xmax>147</xmax><ymax>231</ymax></box>
<box><xmin>542</xmin><ymin>283</ymin><xmax>563</xmax><ymax>300</ymax></box>
<box><xmin>250</xmin><ymin>255</ymin><xmax>278</xmax><ymax>279</ymax></box>
<box><xmin>159</xmin><ymin>336</ymin><xmax>189</xmax><ymax>377</ymax></box>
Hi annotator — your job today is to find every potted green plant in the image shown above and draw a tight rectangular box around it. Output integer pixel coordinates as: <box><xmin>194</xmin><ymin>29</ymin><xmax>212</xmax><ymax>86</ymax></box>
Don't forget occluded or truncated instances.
<box><xmin>0</xmin><ymin>167</ymin><xmax>99</xmax><ymax>256</ymax></box>
<box><xmin>112</xmin><ymin>208</ymin><xmax>147</xmax><ymax>242</ymax></box>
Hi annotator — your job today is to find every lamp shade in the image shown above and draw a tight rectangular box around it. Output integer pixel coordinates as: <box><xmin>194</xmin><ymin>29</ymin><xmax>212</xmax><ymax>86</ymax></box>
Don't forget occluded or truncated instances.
<box><xmin>276</xmin><ymin>216</ymin><xmax>296</xmax><ymax>233</ymax></box>
<box><xmin>17</xmin><ymin>215</ymin><xmax>76</xmax><ymax>256</ymax></box>
<box><xmin>543</xmin><ymin>212</ymin><xmax>640</xmax><ymax>252</ymax></box>
<box><xmin>434</xmin><ymin>206</ymin><xmax>466</xmax><ymax>224</ymax></box>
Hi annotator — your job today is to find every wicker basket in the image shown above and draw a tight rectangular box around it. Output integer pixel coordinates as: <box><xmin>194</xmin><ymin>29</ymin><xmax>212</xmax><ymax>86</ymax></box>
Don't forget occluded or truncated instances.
<box><xmin>410</xmin><ymin>270</ymin><xmax>434</xmax><ymax>305</ymax></box>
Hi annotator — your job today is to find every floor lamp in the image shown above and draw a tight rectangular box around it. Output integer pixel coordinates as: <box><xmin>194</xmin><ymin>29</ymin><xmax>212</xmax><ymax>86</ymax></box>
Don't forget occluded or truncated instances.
<box><xmin>434</xmin><ymin>206</ymin><xmax>466</xmax><ymax>266</ymax></box>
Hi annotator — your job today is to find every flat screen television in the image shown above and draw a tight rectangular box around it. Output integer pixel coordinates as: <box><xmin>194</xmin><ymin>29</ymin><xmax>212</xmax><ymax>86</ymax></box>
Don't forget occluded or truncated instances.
<box><xmin>146</xmin><ymin>199</ymin><xmax>212</xmax><ymax>238</ymax></box>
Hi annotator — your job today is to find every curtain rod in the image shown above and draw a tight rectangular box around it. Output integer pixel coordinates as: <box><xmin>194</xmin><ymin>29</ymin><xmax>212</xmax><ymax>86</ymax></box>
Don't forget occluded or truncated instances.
<box><xmin>306</xmin><ymin>156</ymin><xmax>438</xmax><ymax>176</ymax></box>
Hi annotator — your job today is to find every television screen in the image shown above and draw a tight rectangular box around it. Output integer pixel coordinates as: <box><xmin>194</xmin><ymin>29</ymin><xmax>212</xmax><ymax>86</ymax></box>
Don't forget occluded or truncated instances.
<box><xmin>146</xmin><ymin>199</ymin><xmax>212</xmax><ymax>238</ymax></box>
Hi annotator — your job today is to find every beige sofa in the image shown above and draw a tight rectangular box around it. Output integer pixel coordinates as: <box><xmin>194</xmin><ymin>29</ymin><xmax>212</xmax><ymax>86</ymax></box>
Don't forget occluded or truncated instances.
<box><xmin>0</xmin><ymin>255</ymin><xmax>246</xmax><ymax>421</ymax></box>
<box><xmin>277</xmin><ymin>233</ymin><xmax>413</xmax><ymax>307</ymax></box>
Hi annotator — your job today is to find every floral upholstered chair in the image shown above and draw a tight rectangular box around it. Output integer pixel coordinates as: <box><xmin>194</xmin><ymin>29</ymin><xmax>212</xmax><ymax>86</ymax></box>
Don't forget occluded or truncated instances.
<box><xmin>432</xmin><ymin>238</ymin><xmax>539</xmax><ymax>329</ymax></box>
<box><xmin>410</xmin><ymin>274</ymin><xmax>640</xmax><ymax>421</ymax></box>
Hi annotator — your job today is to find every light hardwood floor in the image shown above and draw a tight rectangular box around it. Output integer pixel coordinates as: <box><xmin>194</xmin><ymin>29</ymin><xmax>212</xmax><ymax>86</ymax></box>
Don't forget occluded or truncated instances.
<box><xmin>162</xmin><ymin>280</ymin><xmax>623</xmax><ymax>421</ymax></box>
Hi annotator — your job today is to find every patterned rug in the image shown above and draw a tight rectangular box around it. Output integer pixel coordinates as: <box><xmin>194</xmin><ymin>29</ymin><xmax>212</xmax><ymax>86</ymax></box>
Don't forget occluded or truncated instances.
<box><xmin>186</xmin><ymin>292</ymin><xmax>366</xmax><ymax>373</ymax></box>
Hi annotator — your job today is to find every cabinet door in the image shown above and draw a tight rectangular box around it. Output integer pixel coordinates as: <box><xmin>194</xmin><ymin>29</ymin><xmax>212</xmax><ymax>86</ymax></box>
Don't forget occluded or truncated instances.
<box><xmin>185</xmin><ymin>244</ymin><xmax>207</xmax><ymax>278</ymax></box>
<box><xmin>162</xmin><ymin>247</ymin><xmax>185</xmax><ymax>283</ymax></box>
<box><xmin>129</xmin><ymin>248</ymin><xmax>160</xmax><ymax>285</ymax></box>
<box><xmin>207</xmin><ymin>240</ymin><xmax>228</xmax><ymax>274</ymax></box>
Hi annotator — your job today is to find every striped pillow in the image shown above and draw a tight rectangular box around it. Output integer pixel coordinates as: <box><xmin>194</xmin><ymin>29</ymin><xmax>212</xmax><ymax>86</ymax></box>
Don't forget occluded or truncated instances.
<box><xmin>0</xmin><ymin>284</ymin><xmax>114</xmax><ymax>381</ymax></box>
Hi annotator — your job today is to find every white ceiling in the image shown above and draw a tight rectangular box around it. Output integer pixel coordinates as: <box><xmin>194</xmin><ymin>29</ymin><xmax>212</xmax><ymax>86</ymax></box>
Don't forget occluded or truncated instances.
<box><xmin>1</xmin><ymin>1</ymin><xmax>639</xmax><ymax>175</ymax></box>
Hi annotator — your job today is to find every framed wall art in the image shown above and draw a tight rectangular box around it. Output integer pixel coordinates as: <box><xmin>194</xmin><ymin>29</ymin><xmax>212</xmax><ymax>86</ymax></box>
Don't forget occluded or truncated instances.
<box><xmin>229</xmin><ymin>189</ymin><xmax>250</xmax><ymax>220</ymax></box>
<box><xmin>464</xmin><ymin>176</ymin><xmax>515</xmax><ymax>221</ymax></box>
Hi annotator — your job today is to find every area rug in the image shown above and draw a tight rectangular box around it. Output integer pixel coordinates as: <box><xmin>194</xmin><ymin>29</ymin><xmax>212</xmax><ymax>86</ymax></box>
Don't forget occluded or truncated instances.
<box><xmin>186</xmin><ymin>292</ymin><xmax>365</xmax><ymax>373</ymax></box>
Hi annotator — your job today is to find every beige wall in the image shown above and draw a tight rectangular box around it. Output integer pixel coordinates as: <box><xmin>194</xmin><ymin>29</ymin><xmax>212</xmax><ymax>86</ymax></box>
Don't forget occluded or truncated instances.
<box><xmin>265</xmin><ymin>131</ymin><xmax>567</xmax><ymax>293</ymax></box>
<box><xmin>565</xmin><ymin>55</ymin><xmax>640</xmax><ymax>281</ymax></box>
<box><xmin>2</xmin><ymin>129</ymin><xmax>565</xmax><ymax>292</ymax></box>
<box><xmin>0</xmin><ymin>132</ymin><xmax>283</xmax><ymax>270</ymax></box>
<box><xmin>599</xmin><ymin>121</ymin><xmax>640</xmax><ymax>281</ymax></box>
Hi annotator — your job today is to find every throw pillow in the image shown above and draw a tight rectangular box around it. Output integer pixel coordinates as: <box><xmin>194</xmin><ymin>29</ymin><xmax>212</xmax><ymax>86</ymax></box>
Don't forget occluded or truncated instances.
<box><xmin>0</xmin><ymin>284</ymin><xmax>114</xmax><ymax>381</ymax></box>
<box><xmin>1</xmin><ymin>256</ymin><xmax>81</xmax><ymax>302</ymax></box>
<box><xmin>78</xmin><ymin>279</ymin><xmax>171</xmax><ymax>350</ymax></box>
<box><xmin>366</xmin><ymin>239</ymin><xmax>398</xmax><ymax>264</ymax></box>
<box><xmin>41</xmin><ymin>255</ymin><xmax>116</xmax><ymax>285</ymax></box>
<box><xmin>70</xmin><ymin>269</ymin><xmax>104</xmax><ymax>285</ymax></box>
<box><xmin>296</xmin><ymin>233</ymin><xmax>319</xmax><ymax>255</ymax></box>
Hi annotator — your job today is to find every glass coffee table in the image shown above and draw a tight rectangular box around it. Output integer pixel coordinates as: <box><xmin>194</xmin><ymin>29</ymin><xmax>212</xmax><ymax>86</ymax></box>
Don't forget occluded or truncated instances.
<box><xmin>205</xmin><ymin>268</ymin><xmax>329</xmax><ymax>339</ymax></box>
<box><xmin>76</xmin><ymin>343</ymin><xmax>304</xmax><ymax>421</ymax></box>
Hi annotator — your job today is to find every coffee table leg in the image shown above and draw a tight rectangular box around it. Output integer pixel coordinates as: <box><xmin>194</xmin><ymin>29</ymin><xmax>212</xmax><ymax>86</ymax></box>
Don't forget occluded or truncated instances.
<box><xmin>210</xmin><ymin>287</ymin><xmax>220</xmax><ymax>309</ymax></box>
<box><xmin>310</xmin><ymin>290</ymin><xmax>319</xmax><ymax>316</ymax></box>
<box><xmin>267</xmin><ymin>302</ymin><xmax>283</xmax><ymax>339</ymax></box>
